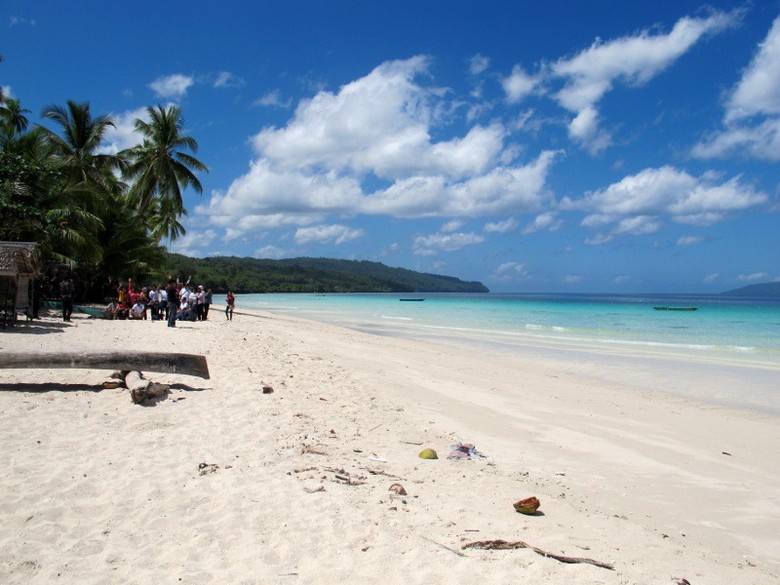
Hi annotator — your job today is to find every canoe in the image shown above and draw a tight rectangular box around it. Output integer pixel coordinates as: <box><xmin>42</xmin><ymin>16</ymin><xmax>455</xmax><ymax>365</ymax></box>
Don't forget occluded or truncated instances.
<box><xmin>400</xmin><ymin>298</ymin><xmax>425</xmax><ymax>302</ymax></box>
<box><xmin>652</xmin><ymin>306</ymin><xmax>698</xmax><ymax>311</ymax></box>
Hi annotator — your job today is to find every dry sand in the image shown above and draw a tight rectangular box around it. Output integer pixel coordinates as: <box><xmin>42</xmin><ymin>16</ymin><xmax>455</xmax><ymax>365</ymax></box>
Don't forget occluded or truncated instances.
<box><xmin>0</xmin><ymin>309</ymin><xmax>778</xmax><ymax>584</ymax></box>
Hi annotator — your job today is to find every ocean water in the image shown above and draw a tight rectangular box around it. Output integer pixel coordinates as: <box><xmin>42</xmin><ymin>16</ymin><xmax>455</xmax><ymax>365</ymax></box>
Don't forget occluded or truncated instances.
<box><xmin>225</xmin><ymin>292</ymin><xmax>780</xmax><ymax>358</ymax></box>
<box><xmin>221</xmin><ymin>292</ymin><xmax>780</xmax><ymax>412</ymax></box>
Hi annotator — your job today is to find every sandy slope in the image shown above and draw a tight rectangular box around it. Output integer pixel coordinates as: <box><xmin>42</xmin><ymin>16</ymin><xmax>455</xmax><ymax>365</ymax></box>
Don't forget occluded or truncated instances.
<box><xmin>0</xmin><ymin>310</ymin><xmax>778</xmax><ymax>584</ymax></box>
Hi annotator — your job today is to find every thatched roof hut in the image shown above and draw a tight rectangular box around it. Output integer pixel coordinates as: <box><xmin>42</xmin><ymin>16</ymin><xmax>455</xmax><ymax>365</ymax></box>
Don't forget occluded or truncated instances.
<box><xmin>0</xmin><ymin>241</ymin><xmax>39</xmax><ymax>325</ymax></box>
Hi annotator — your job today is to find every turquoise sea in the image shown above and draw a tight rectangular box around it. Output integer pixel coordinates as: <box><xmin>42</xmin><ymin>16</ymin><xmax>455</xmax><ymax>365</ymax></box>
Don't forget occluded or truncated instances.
<box><xmin>220</xmin><ymin>292</ymin><xmax>780</xmax><ymax>411</ymax></box>
<box><xmin>225</xmin><ymin>292</ymin><xmax>779</xmax><ymax>356</ymax></box>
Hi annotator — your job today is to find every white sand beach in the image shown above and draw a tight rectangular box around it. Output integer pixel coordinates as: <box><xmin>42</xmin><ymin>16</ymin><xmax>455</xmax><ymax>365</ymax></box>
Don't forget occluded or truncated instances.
<box><xmin>1</xmin><ymin>309</ymin><xmax>778</xmax><ymax>584</ymax></box>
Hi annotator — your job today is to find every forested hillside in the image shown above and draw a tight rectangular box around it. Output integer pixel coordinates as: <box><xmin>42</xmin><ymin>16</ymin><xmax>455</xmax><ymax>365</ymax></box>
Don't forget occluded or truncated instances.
<box><xmin>721</xmin><ymin>282</ymin><xmax>780</xmax><ymax>297</ymax></box>
<box><xmin>164</xmin><ymin>254</ymin><xmax>489</xmax><ymax>293</ymax></box>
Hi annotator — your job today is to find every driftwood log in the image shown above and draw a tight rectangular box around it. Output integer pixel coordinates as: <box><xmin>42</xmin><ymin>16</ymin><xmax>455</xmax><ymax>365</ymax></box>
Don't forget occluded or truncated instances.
<box><xmin>124</xmin><ymin>371</ymin><xmax>171</xmax><ymax>404</ymax></box>
<box><xmin>0</xmin><ymin>351</ymin><xmax>210</xmax><ymax>379</ymax></box>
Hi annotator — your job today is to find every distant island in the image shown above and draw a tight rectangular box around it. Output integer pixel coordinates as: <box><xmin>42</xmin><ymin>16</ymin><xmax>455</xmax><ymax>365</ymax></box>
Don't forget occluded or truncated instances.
<box><xmin>721</xmin><ymin>282</ymin><xmax>780</xmax><ymax>297</ymax></box>
<box><xmin>165</xmin><ymin>254</ymin><xmax>489</xmax><ymax>294</ymax></box>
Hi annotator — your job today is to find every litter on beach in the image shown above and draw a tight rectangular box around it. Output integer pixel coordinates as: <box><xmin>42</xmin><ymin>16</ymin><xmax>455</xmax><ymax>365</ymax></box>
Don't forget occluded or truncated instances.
<box><xmin>447</xmin><ymin>443</ymin><xmax>488</xmax><ymax>460</ymax></box>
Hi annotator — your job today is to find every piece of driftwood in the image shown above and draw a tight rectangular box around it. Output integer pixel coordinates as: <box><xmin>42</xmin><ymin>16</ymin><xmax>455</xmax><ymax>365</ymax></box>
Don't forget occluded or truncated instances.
<box><xmin>125</xmin><ymin>370</ymin><xmax>171</xmax><ymax>404</ymax></box>
<box><xmin>0</xmin><ymin>351</ymin><xmax>210</xmax><ymax>379</ymax></box>
<box><xmin>462</xmin><ymin>539</ymin><xmax>614</xmax><ymax>570</ymax></box>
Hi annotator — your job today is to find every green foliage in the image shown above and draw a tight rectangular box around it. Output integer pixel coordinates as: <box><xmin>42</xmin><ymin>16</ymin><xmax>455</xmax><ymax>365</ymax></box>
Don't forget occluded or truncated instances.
<box><xmin>163</xmin><ymin>254</ymin><xmax>489</xmax><ymax>293</ymax></box>
<box><xmin>0</xmin><ymin>94</ymin><xmax>200</xmax><ymax>301</ymax></box>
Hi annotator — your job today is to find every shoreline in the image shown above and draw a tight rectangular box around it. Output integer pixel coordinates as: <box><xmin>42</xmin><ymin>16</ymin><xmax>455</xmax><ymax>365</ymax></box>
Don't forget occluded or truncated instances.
<box><xmin>1</xmin><ymin>310</ymin><xmax>778</xmax><ymax>584</ymax></box>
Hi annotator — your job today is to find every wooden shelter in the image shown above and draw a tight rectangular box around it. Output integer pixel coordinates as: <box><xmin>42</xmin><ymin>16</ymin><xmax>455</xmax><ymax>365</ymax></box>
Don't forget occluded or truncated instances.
<box><xmin>0</xmin><ymin>241</ymin><xmax>39</xmax><ymax>327</ymax></box>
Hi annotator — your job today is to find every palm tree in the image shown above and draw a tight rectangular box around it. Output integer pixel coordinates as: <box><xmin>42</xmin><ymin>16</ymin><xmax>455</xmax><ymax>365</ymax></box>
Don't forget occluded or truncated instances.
<box><xmin>123</xmin><ymin>104</ymin><xmax>208</xmax><ymax>239</ymax></box>
<box><xmin>39</xmin><ymin>100</ymin><xmax>126</xmax><ymax>190</ymax></box>
<box><xmin>0</xmin><ymin>121</ymin><xmax>103</xmax><ymax>265</ymax></box>
<box><xmin>0</xmin><ymin>97</ymin><xmax>31</xmax><ymax>143</ymax></box>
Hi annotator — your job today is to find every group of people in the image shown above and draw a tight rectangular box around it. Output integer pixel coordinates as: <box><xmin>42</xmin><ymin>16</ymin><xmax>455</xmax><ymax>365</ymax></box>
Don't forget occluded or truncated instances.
<box><xmin>111</xmin><ymin>278</ymin><xmax>232</xmax><ymax>326</ymax></box>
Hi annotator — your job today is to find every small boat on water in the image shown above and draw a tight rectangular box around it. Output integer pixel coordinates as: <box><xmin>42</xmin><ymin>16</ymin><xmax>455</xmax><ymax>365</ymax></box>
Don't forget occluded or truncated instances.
<box><xmin>400</xmin><ymin>298</ymin><xmax>425</xmax><ymax>302</ymax></box>
<box><xmin>652</xmin><ymin>306</ymin><xmax>698</xmax><ymax>311</ymax></box>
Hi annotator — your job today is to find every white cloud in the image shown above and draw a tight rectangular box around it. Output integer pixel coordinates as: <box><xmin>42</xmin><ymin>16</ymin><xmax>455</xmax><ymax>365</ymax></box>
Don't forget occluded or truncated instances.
<box><xmin>692</xmin><ymin>118</ymin><xmax>780</xmax><ymax>161</ymax></box>
<box><xmin>737</xmin><ymin>272</ymin><xmax>768</xmax><ymax>282</ymax></box>
<box><xmin>9</xmin><ymin>16</ymin><xmax>35</xmax><ymax>26</ymax></box>
<box><xmin>491</xmin><ymin>261</ymin><xmax>530</xmax><ymax>282</ymax></box>
<box><xmin>484</xmin><ymin>217</ymin><xmax>518</xmax><ymax>234</ymax></box>
<box><xmin>549</xmin><ymin>9</ymin><xmax>737</xmax><ymax>152</ymax></box>
<box><xmin>254</xmin><ymin>245</ymin><xmax>286</xmax><ymax>259</ymax></box>
<box><xmin>214</xmin><ymin>71</ymin><xmax>244</xmax><ymax>89</ymax></box>
<box><xmin>441</xmin><ymin>219</ymin><xmax>464</xmax><ymax>233</ymax></box>
<box><xmin>469</xmin><ymin>53</ymin><xmax>490</xmax><ymax>75</ymax></box>
<box><xmin>567</xmin><ymin>166</ymin><xmax>767</xmax><ymax>237</ymax></box>
<box><xmin>253</xmin><ymin>90</ymin><xmax>292</xmax><ymax>109</ymax></box>
<box><xmin>703</xmin><ymin>273</ymin><xmax>720</xmax><ymax>283</ymax></box>
<box><xmin>412</xmin><ymin>231</ymin><xmax>484</xmax><ymax>256</ymax></box>
<box><xmin>726</xmin><ymin>17</ymin><xmax>780</xmax><ymax>122</ymax></box>
<box><xmin>522</xmin><ymin>211</ymin><xmax>563</xmax><ymax>234</ymax></box>
<box><xmin>294</xmin><ymin>224</ymin><xmax>365</xmax><ymax>245</ymax></box>
<box><xmin>101</xmin><ymin>107</ymin><xmax>149</xmax><ymax>154</ymax></box>
<box><xmin>199</xmin><ymin>57</ymin><xmax>560</xmax><ymax>236</ymax></box>
<box><xmin>198</xmin><ymin>159</ymin><xmax>364</xmax><ymax>233</ymax></box>
<box><xmin>676</xmin><ymin>235</ymin><xmax>703</xmax><ymax>246</ymax></box>
<box><xmin>502</xmin><ymin>65</ymin><xmax>539</xmax><ymax>104</ymax></box>
<box><xmin>148</xmin><ymin>74</ymin><xmax>194</xmax><ymax>99</ymax></box>
<box><xmin>167</xmin><ymin>229</ymin><xmax>217</xmax><ymax>256</ymax></box>
<box><xmin>692</xmin><ymin>17</ymin><xmax>780</xmax><ymax>161</ymax></box>
<box><xmin>585</xmin><ymin>233</ymin><xmax>614</xmax><ymax>246</ymax></box>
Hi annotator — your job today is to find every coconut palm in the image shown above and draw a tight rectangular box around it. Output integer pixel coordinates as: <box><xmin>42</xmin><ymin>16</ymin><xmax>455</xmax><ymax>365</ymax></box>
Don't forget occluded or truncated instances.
<box><xmin>123</xmin><ymin>104</ymin><xmax>208</xmax><ymax>239</ymax></box>
<box><xmin>0</xmin><ymin>97</ymin><xmax>31</xmax><ymax>143</ymax></box>
<box><xmin>39</xmin><ymin>100</ymin><xmax>126</xmax><ymax>192</ymax></box>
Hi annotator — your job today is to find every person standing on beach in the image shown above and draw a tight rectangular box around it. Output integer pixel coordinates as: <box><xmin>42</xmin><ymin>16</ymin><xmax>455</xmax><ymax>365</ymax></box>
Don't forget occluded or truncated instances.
<box><xmin>166</xmin><ymin>279</ymin><xmax>178</xmax><ymax>327</ymax></box>
<box><xmin>203</xmin><ymin>287</ymin><xmax>212</xmax><ymax>320</ymax></box>
<box><xmin>225</xmin><ymin>291</ymin><xmax>235</xmax><ymax>321</ymax></box>
<box><xmin>59</xmin><ymin>278</ymin><xmax>74</xmax><ymax>321</ymax></box>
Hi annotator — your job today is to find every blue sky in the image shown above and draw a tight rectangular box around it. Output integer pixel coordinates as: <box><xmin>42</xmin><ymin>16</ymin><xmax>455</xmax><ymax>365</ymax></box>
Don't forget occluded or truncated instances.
<box><xmin>2</xmin><ymin>1</ymin><xmax>779</xmax><ymax>293</ymax></box>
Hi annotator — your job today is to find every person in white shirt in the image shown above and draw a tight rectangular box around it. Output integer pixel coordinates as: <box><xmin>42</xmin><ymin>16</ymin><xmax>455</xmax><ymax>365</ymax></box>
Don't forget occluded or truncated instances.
<box><xmin>130</xmin><ymin>300</ymin><xmax>145</xmax><ymax>319</ymax></box>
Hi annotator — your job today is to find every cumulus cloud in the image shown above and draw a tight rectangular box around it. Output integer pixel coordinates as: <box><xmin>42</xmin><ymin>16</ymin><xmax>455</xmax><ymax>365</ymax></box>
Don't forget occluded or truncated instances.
<box><xmin>167</xmin><ymin>229</ymin><xmax>217</xmax><ymax>256</ymax></box>
<box><xmin>148</xmin><ymin>74</ymin><xmax>194</xmax><ymax>99</ymax></box>
<box><xmin>412</xmin><ymin>231</ymin><xmax>485</xmax><ymax>256</ymax></box>
<box><xmin>294</xmin><ymin>224</ymin><xmax>366</xmax><ymax>245</ymax></box>
<box><xmin>254</xmin><ymin>245</ymin><xmax>287</xmax><ymax>259</ymax></box>
<box><xmin>522</xmin><ymin>211</ymin><xmax>563</xmax><ymax>234</ymax></box>
<box><xmin>198</xmin><ymin>57</ymin><xmax>560</xmax><ymax>239</ymax></box>
<box><xmin>502</xmin><ymin>65</ymin><xmax>539</xmax><ymax>104</ymax></box>
<box><xmin>567</xmin><ymin>165</ymin><xmax>767</xmax><ymax>239</ymax></box>
<box><xmin>692</xmin><ymin>17</ymin><xmax>780</xmax><ymax>161</ymax></box>
<box><xmin>101</xmin><ymin>107</ymin><xmax>149</xmax><ymax>154</ymax></box>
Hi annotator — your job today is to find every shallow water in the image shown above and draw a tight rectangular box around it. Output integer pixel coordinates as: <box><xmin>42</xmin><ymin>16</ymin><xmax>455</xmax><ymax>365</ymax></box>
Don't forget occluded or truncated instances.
<box><xmin>227</xmin><ymin>292</ymin><xmax>779</xmax><ymax>356</ymax></box>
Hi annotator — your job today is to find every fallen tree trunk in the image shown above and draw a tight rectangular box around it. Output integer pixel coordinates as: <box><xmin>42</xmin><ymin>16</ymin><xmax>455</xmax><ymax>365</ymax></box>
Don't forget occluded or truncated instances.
<box><xmin>125</xmin><ymin>370</ymin><xmax>171</xmax><ymax>404</ymax></box>
<box><xmin>0</xmin><ymin>351</ymin><xmax>209</xmax><ymax>379</ymax></box>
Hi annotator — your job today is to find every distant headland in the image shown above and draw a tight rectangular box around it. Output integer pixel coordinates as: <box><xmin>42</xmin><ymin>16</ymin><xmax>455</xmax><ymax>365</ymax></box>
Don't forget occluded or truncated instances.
<box><xmin>721</xmin><ymin>282</ymin><xmax>780</xmax><ymax>297</ymax></box>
